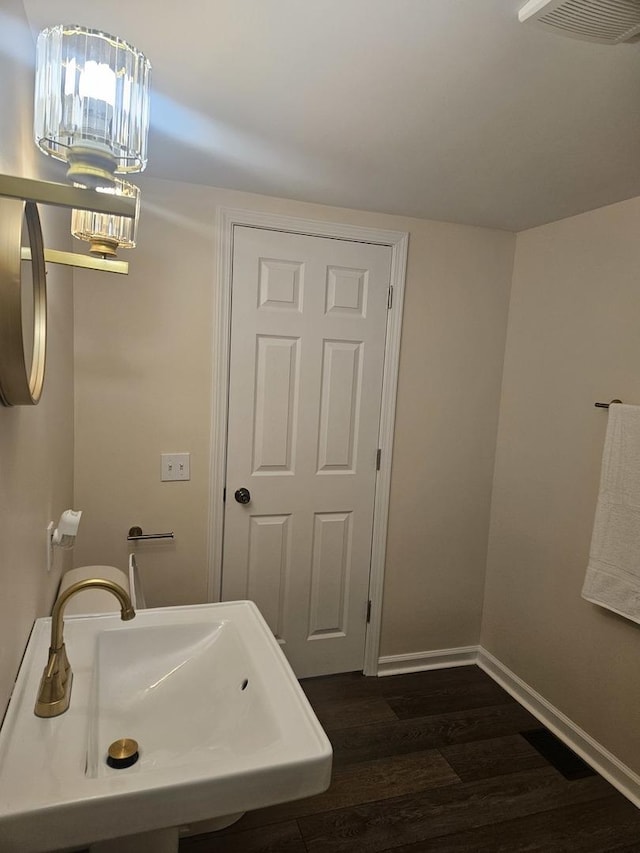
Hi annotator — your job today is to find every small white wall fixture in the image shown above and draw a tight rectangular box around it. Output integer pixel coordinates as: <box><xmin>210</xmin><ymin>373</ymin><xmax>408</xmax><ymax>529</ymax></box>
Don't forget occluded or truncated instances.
<box><xmin>208</xmin><ymin>207</ymin><xmax>409</xmax><ymax>676</ymax></box>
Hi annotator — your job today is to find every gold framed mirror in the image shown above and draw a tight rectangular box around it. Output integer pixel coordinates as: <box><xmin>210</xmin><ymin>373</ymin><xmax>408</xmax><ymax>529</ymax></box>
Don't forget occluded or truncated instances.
<box><xmin>0</xmin><ymin>199</ymin><xmax>47</xmax><ymax>406</ymax></box>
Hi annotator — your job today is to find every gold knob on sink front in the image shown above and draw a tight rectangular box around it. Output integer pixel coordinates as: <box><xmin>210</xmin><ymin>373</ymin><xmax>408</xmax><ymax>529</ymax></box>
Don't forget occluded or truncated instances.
<box><xmin>107</xmin><ymin>738</ymin><xmax>139</xmax><ymax>769</ymax></box>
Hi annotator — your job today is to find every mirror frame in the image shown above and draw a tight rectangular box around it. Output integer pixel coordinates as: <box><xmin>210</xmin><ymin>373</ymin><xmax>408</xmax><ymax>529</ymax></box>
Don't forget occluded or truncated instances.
<box><xmin>0</xmin><ymin>199</ymin><xmax>46</xmax><ymax>406</ymax></box>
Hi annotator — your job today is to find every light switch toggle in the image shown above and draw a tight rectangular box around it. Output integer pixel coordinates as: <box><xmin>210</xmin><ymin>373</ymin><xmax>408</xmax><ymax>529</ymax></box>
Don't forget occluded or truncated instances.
<box><xmin>161</xmin><ymin>453</ymin><xmax>191</xmax><ymax>481</ymax></box>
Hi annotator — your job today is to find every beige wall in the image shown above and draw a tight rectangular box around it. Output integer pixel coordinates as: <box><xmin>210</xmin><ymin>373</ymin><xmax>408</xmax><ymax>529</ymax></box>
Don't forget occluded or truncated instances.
<box><xmin>482</xmin><ymin>195</ymin><xmax>640</xmax><ymax>774</ymax></box>
<box><xmin>0</xmin><ymin>1</ymin><xmax>74</xmax><ymax>713</ymax></box>
<box><xmin>73</xmin><ymin>176</ymin><xmax>515</xmax><ymax>657</ymax></box>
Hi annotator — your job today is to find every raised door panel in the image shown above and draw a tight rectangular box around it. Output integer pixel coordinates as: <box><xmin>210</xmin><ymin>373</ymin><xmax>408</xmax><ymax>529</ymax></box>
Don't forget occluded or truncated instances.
<box><xmin>317</xmin><ymin>340</ymin><xmax>363</xmax><ymax>474</ymax></box>
<box><xmin>308</xmin><ymin>511</ymin><xmax>352</xmax><ymax>639</ymax></box>
<box><xmin>252</xmin><ymin>336</ymin><xmax>300</xmax><ymax>475</ymax></box>
<box><xmin>246</xmin><ymin>514</ymin><xmax>291</xmax><ymax>641</ymax></box>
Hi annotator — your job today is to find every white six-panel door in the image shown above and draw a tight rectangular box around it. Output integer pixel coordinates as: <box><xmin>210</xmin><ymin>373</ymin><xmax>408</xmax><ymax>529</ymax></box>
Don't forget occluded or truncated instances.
<box><xmin>221</xmin><ymin>226</ymin><xmax>392</xmax><ymax>677</ymax></box>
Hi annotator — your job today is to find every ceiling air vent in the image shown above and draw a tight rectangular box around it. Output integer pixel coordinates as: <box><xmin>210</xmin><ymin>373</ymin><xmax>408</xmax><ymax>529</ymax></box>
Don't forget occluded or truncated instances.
<box><xmin>519</xmin><ymin>0</ymin><xmax>640</xmax><ymax>44</ymax></box>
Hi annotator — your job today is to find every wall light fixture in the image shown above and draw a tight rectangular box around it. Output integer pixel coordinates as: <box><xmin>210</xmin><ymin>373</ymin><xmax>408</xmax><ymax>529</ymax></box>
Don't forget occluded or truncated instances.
<box><xmin>0</xmin><ymin>24</ymin><xmax>151</xmax><ymax>405</ymax></box>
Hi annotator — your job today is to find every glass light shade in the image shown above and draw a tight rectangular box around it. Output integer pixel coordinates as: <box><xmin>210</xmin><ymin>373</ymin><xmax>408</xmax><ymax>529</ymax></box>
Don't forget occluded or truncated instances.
<box><xmin>71</xmin><ymin>179</ymin><xmax>140</xmax><ymax>256</ymax></box>
<box><xmin>34</xmin><ymin>24</ymin><xmax>151</xmax><ymax>188</ymax></box>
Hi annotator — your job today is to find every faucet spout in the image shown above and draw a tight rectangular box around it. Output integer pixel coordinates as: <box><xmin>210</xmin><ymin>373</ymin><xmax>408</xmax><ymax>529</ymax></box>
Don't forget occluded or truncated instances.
<box><xmin>35</xmin><ymin>578</ymin><xmax>135</xmax><ymax>718</ymax></box>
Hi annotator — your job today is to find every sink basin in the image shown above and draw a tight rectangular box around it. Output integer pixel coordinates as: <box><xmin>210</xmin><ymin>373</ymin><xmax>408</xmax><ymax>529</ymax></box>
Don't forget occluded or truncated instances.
<box><xmin>0</xmin><ymin>601</ymin><xmax>332</xmax><ymax>852</ymax></box>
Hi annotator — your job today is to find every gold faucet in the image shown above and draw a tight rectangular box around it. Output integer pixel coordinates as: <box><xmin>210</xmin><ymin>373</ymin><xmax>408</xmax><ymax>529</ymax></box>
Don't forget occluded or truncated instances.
<box><xmin>34</xmin><ymin>578</ymin><xmax>136</xmax><ymax>718</ymax></box>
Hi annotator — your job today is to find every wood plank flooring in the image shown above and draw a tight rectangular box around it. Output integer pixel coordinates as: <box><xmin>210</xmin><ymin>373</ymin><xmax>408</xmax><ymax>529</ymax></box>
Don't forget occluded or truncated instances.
<box><xmin>179</xmin><ymin>666</ymin><xmax>640</xmax><ymax>852</ymax></box>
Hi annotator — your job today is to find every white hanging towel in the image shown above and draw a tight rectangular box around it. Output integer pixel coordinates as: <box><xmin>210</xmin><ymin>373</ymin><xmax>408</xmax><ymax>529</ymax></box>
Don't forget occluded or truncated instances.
<box><xmin>582</xmin><ymin>403</ymin><xmax>640</xmax><ymax>623</ymax></box>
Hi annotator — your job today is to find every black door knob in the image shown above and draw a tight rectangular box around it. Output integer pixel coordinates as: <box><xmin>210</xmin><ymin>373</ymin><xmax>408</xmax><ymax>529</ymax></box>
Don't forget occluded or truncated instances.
<box><xmin>234</xmin><ymin>487</ymin><xmax>251</xmax><ymax>504</ymax></box>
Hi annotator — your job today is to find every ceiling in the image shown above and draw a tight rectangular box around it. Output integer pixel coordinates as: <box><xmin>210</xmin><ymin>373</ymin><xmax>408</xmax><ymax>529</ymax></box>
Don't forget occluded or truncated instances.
<box><xmin>18</xmin><ymin>0</ymin><xmax>640</xmax><ymax>231</ymax></box>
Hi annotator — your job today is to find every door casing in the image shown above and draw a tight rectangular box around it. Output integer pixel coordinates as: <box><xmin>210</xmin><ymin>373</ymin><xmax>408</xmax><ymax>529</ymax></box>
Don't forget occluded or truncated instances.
<box><xmin>208</xmin><ymin>207</ymin><xmax>408</xmax><ymax>676</ymax></box>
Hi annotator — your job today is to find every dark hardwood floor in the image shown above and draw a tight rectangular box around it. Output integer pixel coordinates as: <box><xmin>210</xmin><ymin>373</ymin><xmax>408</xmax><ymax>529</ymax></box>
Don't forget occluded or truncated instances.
<box><xmin>179</xmin><ymin>666</ymin><xmax>640</xmax><ymax>852</ymax></box>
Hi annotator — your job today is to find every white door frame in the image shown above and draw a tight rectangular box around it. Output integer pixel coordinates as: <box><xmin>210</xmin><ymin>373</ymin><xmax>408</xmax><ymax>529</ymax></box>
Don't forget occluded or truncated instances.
<box><xmin>207</xmin><ymin>207</ymin><xmax>408</xmax><ymax>677</ymax></box>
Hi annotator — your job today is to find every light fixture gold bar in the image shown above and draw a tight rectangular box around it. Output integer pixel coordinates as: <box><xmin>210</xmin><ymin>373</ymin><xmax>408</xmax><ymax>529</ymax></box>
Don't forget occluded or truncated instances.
<box><xmin>0</xmin><ymin>174</ymin><xmax>137</xmax><ymax>218</ymax></box>
<box><xmin>21</xmin><ymin>247</ymin><xmax>129</xmax><ymax>275</ymax></box>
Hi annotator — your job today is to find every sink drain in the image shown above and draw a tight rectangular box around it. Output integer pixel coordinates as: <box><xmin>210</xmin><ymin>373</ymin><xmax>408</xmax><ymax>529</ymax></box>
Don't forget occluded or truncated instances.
<box><xmin>106</xmin><ymin>737</ymin><xmax>139</xmax><ymax>769</ymax></box>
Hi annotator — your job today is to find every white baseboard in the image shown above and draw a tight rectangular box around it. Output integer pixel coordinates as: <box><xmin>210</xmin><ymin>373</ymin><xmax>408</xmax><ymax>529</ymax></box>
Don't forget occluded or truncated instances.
<box><xmin>377</xmin><ymin>645</ymin><xmax>479</xmax><ymax>676</ymax></box>
<box><xmin>376</xmin><ymin>644</ymin><xmax>640</xmax><ymax>808</ymax></box>
<box><xmin>477</xmin><ymin>647</ymin><xmax>640</xmax><ymax>809</ymax></box>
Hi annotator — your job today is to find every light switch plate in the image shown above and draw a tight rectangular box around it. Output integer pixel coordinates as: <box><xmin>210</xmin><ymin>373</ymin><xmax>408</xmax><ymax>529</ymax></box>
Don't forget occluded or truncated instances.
<box><xmin>161</xmin><ymin>452</ymin><xmax>190</xmax><ymax>481</ymax></box>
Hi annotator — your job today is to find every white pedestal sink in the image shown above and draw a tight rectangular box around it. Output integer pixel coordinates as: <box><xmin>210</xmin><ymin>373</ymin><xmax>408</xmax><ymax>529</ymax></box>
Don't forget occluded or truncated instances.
<box><xmin>0</xmin><ymin>601</ymin><xmax>332</xmax><ymax>853</ymax></box>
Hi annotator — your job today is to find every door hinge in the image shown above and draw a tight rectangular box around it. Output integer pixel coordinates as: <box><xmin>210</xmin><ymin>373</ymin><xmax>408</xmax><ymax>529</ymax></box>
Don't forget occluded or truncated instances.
<box><xmin>366</xmin><ymin>600</ymin><xmax>372</xmax><ymax>623</ymax></box>
<box><xmin>223</xmin><ymin>487</ymin><xmax>226</xmax><ymax>502</ymax></box>
<box><xmin>376</xmin><ymin>448</ymin><xmax>382</xmax><ymax>470</ymax></box>
<box><xmin>387</xmin><ymin>285</ymin><xmax>393</xmax><ymax>309</ymax></box>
